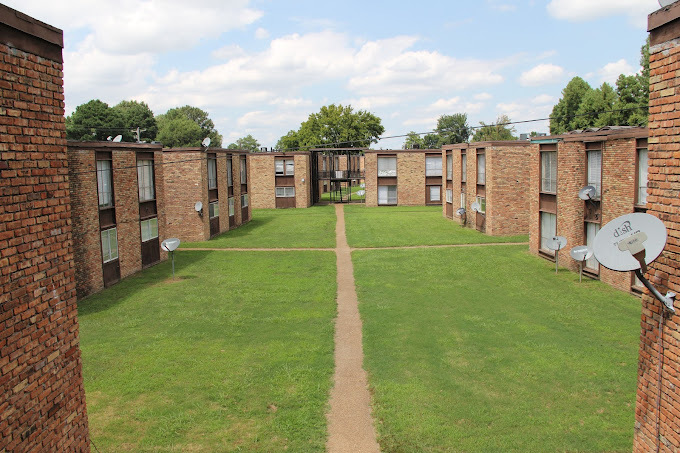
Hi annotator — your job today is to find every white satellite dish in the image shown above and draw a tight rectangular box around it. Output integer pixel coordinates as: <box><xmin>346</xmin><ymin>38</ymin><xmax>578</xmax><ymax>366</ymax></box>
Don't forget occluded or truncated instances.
<box><xmin>356</xmin><ymin>190</ymin><xmax>366</xmax><ymax>196</ymax></box>
<box><xmin>594</xmin><ymin>212</ymin><xmax>675</xmax><ymax>312</ymax></box>
<box><xmin>659</xmin><ymin>0</ymin><xmax>674</xmax><ymax>7</ymax></box>
<box><xmin>360</xmin><ymin>183</ymin><xmax>365</xmax><ymax>188</ymax></box>
<box><xmin>112</xmin><ymin>135</ymin><xmax>123</xmax><ymax>142</ymax></box>
<box><xmin>547</xmin><ymin>236</ymin><xmax>567</xmax><ymax>274</ymax></box>
<box><xmin>456</xmin><ymin>208</ymin><xmax>466</xmax><ymax>217</ymax></box>
<box><xmin>578</xmin><ymin>185</ymin><xmax>598</xmax><ymax>201</ymax></box>
<box><xmin>570</xmin><ymin>245</ymin><xmax>593</xmax><ymax>283</ymax></box>
<box><xmin>201</xmin><ymin>137</ymin><xmax>211</xmax><ymax>148</ymax></box>
<box><xmin>471</xmin><ymin>202</ymin><xmax>481</xmax><ymax>213</ymax></box>
<box><xmin>194</xmin><ymin>201</ymin><xmax>203</xmax><ymax>216</ymax></box>
<box><xmin>107</xmin><ymin>136</ymin><xmax>112</xmax><ymax>141</ymax></box>
<box><xmin>161</xmin><ymin>238</ymin><xmax>181</xmax><ymax>278</ymax></box>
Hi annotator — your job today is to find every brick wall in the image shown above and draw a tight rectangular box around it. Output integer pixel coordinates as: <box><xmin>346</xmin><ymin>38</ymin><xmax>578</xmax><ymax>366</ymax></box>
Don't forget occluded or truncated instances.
<box><xmin>635</xmin><ymin>6</ymin><xmax>680</xmax><ymax>450</ymax></box>
<box><xmin>0</xmin><ymin>5</ymin><xmax>90</xmax><ymax>451</ymax></box>
<box><xmin>249</xmin><ymin>152</ymin><xmax>311</xmax><ymax>209</ymax></box>
<box><xmin>364</xmin><ymin>150</ymin><xmax>438</xmax><ymax>207</ymax></box>
<box><xmin>364</xmin><ymin>153</ymin><xmax>378</xmax><ymax>207</ymax></box>
<box><xmin>163</xmin><ymin>150</ymin><xmax>206</xmax><ymax>242</ymax></box>
<box><xmin>294</xmin><ymin>154</ymin><xmax>312</xmax><ymax>208</ymax></box>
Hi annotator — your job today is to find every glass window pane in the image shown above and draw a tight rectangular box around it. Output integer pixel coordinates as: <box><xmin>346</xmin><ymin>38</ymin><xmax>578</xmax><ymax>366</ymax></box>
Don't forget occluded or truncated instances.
<box><xmin>446</xmin><ymin>188</ymin><xmax>453</xmax><ymax>203</ymax></box>
<box><xmin>137</xmin><ymin>159</ymin><xmax>155</xmax><ymax>201</ymax></box>
<box><xmin>240</xmin><ymin>158</ymin><xmax>247</xmax><ymax>183</ymax></box>
<box><xmin>285</xmin><ymin>159</ymin><xmax>295</xmax><ymax>175</ymax></box>
<box><xmin>638</xmin><ymin>149</ymin><xmax>648</xmax><ymax>205</ymax></box>
<box><xmin>461</xmin><ymin>154</ymin><xmax>467</xmax><ymax>182</ymax></box>
<box><xmin>446</xmin><ymin>154</ymin><xmax>453</xmax><ymax>180</ymax></box>
<box><xmin>541</xmin><ymin>152</ymin><xmax>557</xmax><ymax>193</ymax></box>
<box><xmin>377</xmin><ymin>157</ymin><xmax>397</xmax><ymax>177</ymax></box>
<box><xmin>275</xmin><ymin>160</ymin><xmax>284</xmax><ymax>176</ymax></box>
<box><xmin>587</xmin><ymin>150</ymin><xmax>602</xmax><ymax>197</ymax></box>
<box><xmin>229</xmin><ymin>198</ymin><xmax>234</xmax><ymax>216</ymax></box>
<box><xmin>101</xmin><ymin>230</ymin><xmax>110</xmax><ymax>261</ymax></box>
<box><xmin>97</xmin><ymin>160</ymin><xmax>113</xmax><ymax>207</ymax></box>
<box><xmin>540</xmin><ymin>212</ymin><xmax>556</xmax><ymax>251</ymax></box>
<box><xmin>585</xmin><ymin>222</ymin><xmax>600</xmax><ymax>270</ymax></box>
<box><xmin>477</xmin><ymin>154</ymin><xmax>486</xmax><ymax>184</ymax></box>
<box><xmin>227</xmin><ymin>159</ymin><xmax>233</xmax><ymax>186</ymax></box>
<box><xmin>429</xmin><ymin>186</ymin><xmax>440</xmax><ymax>201</ymax></box>
<box><xmin>378</xmin><ymin>185</ymin><xmax>397</xmax><ymax>204</ymax></box>
<box><xmin>426</xmin><ymin>156</ymin><xmax>442</xmax><ymax>177</ymax></box>
<box><xmin>208</xmin><ymin>157</ymin><xmax>217</xmax><ymax>189</ymax></box>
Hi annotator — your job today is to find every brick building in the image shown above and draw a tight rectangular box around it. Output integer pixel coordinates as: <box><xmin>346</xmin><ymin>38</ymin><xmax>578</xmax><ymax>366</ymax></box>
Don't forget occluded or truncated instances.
<box><xmin>67</xmin><ymin>141</ymin><xmax>168</xmax><ymax>298</ymax></box>
<box><xmin>442</xmin><ymin>141</ymin><xmax>531</xmax><ymax>235</ymax></box>
<box><xmin>528</xmin><ymin>127</ymin><xmax>648</xmax><ymax>293</ymax></box>
<box><xmin>364</xmin><ymin>149</ymin><xmax>443</xmax><ymax>207</ymax></box>
<box><xmin>634</xmin><ymin>4</ymin><xmax>680</xmax><ymax>451</ymax></box>
<box><xmin>249</xmin><ymin>151</ymin><xmax>313</xmax><ymax>208</ymax></box>
<box><xmin>163</xmin><ymin>148</ymin><xmax>250</xmax><ymax>242</ymax></box>
<box><xmin>0</xmin><ymin>6</ymin><xmax>90</xmax><ymax>451</ymax></box>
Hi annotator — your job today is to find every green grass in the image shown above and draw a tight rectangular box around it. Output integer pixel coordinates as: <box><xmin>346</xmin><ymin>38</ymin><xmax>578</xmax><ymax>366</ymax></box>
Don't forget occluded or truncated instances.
<box><xmin>344</xmin><ymin>205</ymin><xmax>528</xmax><ymax>248</ymax></box>
<box><xmin>79</xmin><ymin>250</ymin><xmax>337</xmax><ymax>452</ymax></box>
<box><xmin>320</xmin><ymin>184</ymin><xmax>365</xmax><ymax>202</ymax></box>
<box><xmin>353</xmin><ymin>245</ymin><xmax>639</xmax><ymax>452</ymax></box>
<box><xmin>183</xmin><ymin>205</ymin><xmax>337</xmax><ymax>248</ymax></box>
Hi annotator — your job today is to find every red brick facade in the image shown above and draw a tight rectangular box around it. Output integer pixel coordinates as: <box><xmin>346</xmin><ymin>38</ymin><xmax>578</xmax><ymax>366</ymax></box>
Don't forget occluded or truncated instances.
<box><xmin>527</xmin><ymin>128</ymin><xmax>648</xmax><ymax>294</ymax></box>
<box><xmin>249</xmin><ymin>152</ymin><xmax>312</xmax><ymax>209</ymax></box>
<box><xmin>0</xmin><ymin>6</ymin><xmax>90</xmax><ymax>451</ymax></box>
<box><xmin>443</xmin><ymin>141</ymin><xmax>531</xmax><ymax>236</ymax></box>
<box><xmin>67</xmin><ymin>142</ymin><xmax>168</xmax><ymax>299</ymax></box>
<box><xmin>634</xmin><ymin>6</ymin><xmax>680</xmax><ymax>451</ymax></box>
<box><xmin>163</xmin><ymin>149</ymin><xmax>250</xmax><ymax>242</ymax></box>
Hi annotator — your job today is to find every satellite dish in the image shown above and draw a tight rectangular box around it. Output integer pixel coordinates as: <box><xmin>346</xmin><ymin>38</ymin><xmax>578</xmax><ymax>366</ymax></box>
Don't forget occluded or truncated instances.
<box><xmin>578</xmin><ymin>185</ymin><xmax>598</xmax><ymax>201</ymax></box>
<box><xmin>356</xmin><ymin>190</ymin><xmax>366</xmax><ymax>196</ymax></box>
<box><xmin>570</xmin><ymin>245</ymin><xmax>593</xmax><ymax>262</ymax></box>
<box><xmin>471</xmin><ymin>202</ymin><xmax>481</xmax><ymax>213</ymax></box>
<box><xmin>360</xmin><ymin>183</ymin><xmax>365</xmax><ymax>188</ymax></box>
<box><xmin>106</xmin><ymin>136</ymin><xmax>112</xmax><ymax>141</ymax></box>
<box><xmin>194</xmin><ymin>201</ymin><xmax>203</xmax><ymax>213</ymax></box>
<box><xmin>201</xmin><ymin>137</ymin><xmax>211</xmax><ymax>148</ymax></box>
<box><xmin>456</xmin><ymin>208</ymin><xmax>466</xmax><ymax>217</ymax></box>
<box><xmin>659</xmin><ymin>0</ymin><xmax>674</xmax><ymax>6</ymax></box>
<box><xmin>594</xmin><ymin>212</ymin><xmax>675</xmax><ymax>313</ymax></box>
<box><xmin>112</xmin><ymin>135</ymin><xmax>123</xmax><ymax>142</ymax></box>
<box><xmin>593</xmin><ymin>213</ymin><xmax>666</xmax><ymax>272</ymax></box>
<box><xmin>161</xmin><ymin>238</ymin><xmax>180</xmax><ymax>252</ymax></box>
<box><xmin>546</xmin><ymin>235</ymin><xmax>567</xmax><ymax>252</ymax></box>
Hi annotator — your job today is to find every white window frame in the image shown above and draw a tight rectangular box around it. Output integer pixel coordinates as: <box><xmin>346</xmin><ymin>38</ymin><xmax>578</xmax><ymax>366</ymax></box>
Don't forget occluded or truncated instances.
<box><xmin>429</xmin><ymin>185</ymin><xmax>441</xmax><ymax>202</ymax></box>
<box><xmin>275</xmin><ymin>187</ymin><xmax>295</xmax><ymax>197</ymax></box>
<box><xmin>476</xmin><ymin>195</ymin><xmax>486</xmax><ymax>214</ymax></box>
<box><xmin>209</xmin><ymin>201</ymin><xmax>219</xmax><ymax>219</ymax></box>
<box><xmin>587</xmin><ymin>150</ymin><xmax>602</xmax><ymax>198</ymax></box>
<box><xmin>377</xmin><ymin>156</ymin><xmax>397</xmax><ymax>177</ymax></box>
<box><xmin>101</xmin><ymin>227</ymin><xmax>118</xmax><ymax>263</ymax></box>
<box><xmin>140</xmin><ymin>218</ymin><xmax>158</xmax><ymax>242</ymax></box>
<box><xmin>96</xmin><ymin>159</ymin><xmax>113</xmax><ymax>208</ymax></box>
<box><xmin>637</xmin><ymin>148</ymin><xmax>648</xmax><ymax>205</ymax></box>
<box><xmin>378</xmin><ymin>185</ymin><xmax>397</xmax><ymax>205</ymax></box>
<box><xmin>446</xmin><ymin>188</ymin><xmax>453</xmax><ymax>204</ymax></box>
<box><xmin>446</xmin><ymin>154</ymin><xmax>453</xmax><ymax>180</ymax></box>
<box><xmin>137</xmin><ymin>159</ymin><xmax>155</xmax><ymax>202</ymax></box>
<box><xmin>207</xmin><ymin>156</ymin><xmax>217</xmax><ymax>190</ymax></box>
<box><xmin>241</xmin><ymin>193</ymin><xmax>249</xmax><ymax>208</ymax></box>
<box><xmin>425</xmin><ymin>156</ymin><xmax>442</xmax><ymax>177</ymax></box>
<box><xmin>541</xmin><ymin>151</ymin><xmax>557</xmax><ymax>193</ymax></box>
<box><xmin>228</xmin><ymin>197</ymin><xmax>234</xmax><ymax>216</ymax></box>
<box><xmin>477</xmin><ymin>153</ymin><xmax>486</xmax><ymax>185</ymax></box>
<box><xmin>540</xmin><ymin>212</ymin><xmax>557</xmax><ymax>252</ymax></box>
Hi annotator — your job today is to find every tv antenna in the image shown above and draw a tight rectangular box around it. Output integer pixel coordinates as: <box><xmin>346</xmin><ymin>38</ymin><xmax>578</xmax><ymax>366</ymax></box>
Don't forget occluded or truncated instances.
<box><xmin>546</xmin><ymin>236</ymin><xmax>567</xmax><ymax>274</ymax></box>
<box><xmin>569</xmin><ymin>245</ymin><xmax>593</xmax><ymax>283</ymax></box>
<box><xmin>593</xmin><ymin>212</ymin><xmax>675</xmax><ymax>313</ymax></box>
<box><xmin>161</xmin><ymin>238</ymin><xmax>181</xmax><ymax>278</ymax></box>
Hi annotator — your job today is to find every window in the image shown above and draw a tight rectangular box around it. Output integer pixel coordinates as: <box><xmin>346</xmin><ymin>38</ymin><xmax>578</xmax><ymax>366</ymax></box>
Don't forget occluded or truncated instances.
<box><xmin>209</xmin><ymin>201</ymin><xmax>219</xmax><ymax>218</ymax></box>
<box><xmin>377</xmin><ymin>156</ymin><xmax>397</xmax><ymax>177</ymax></box>
<box><xmin>585</xmin><ymin>222</ymin><xmax>600</xmax><ymax>270</ymax></box>
<box><xmin>429</xmin><ymin>186</ymin><xmax>441</xmax><ymax>201</ymax></box>
<box><xmin>207</xmin><ymin>155</ymin><xmax>217</xmax><ymax>190</ymax></box>
<box><xmin>426</xmin><ymin>156</ymin><xmax>442</xmax><ymax>177</ymax></box>
<box><xmin>241</xmin><ymin>193</ymin><xmax>249</xmax><ymax>208</ymax></box>
<box><xmin>477</xmin><ymin>153</ymin><xmax>486</xmax><ymax>185</ymax></box>
<box><xmin>137</xmin><ymin>159</ymin><xmax>155</xmax><ymax>201</ymax></box>
<box><xmin>378</xmin><ymin>185</ymin><xmax>397</xmax><ymax>205</ymax></box>
<box><xmin>228</xmin><ymin>197</ymin><xmax>234</xmax><ymax>216</ymax></box>
<box><xmin>446</xmin><ymin>154</ymin><xmax>453</xmax><ymax>180</ymax></box>
<box><xmin>227</xmin><ymin>158</ymin><xmax>233</xmax><ymax>187</ymax></box>
<box><xmin>587</xmin><ymin>150</ymin><xmax>602</xmax><ymax>197</ymax></box>
<box><xmin>101</xmin><ymin>228</ymin><xmax>118</xmax><ymax>263</ymax></box>
<box><xmin>541</xmin><ymin>151</ymin><xmax>557</xmax><ymax>193</ymax></box>
<box><xmin>637</xmin><ymin>148</ymin><xmax>648</xmax><ymax>205</ymax></box>
<box><xmin>476</xmin><ymin>195</ymin><xmax>486</xmax><ymax>213</ymax></box>
<box><xmin>446</xmin><ymin>188</ymin><xmax>453</xmax><ymax>204</ymax></box>
<box><xmin>540</xmin><ymin>212</ymin><xmax>557</xmax><ymax>252</ymax></box>
<box><xmin>140</xmin><ymin>218</ymin><xmax>158</xmax><ymax>242</ymax></box>
<box><xmin>275</xmin><ymin>187</ymin><xmax>295</xmax><ymax>197</ymax></box>
<box><xmin>240</xmin><ymin>157</ymin><xmax>247</xmax><ymax>184</ymax></box>
<box><xmin>461</xmin><ymin>153</ymin><xmax>467</xmax><ymax>182</ymax></box>
<box><xmin>275</xmin><ymin>159</ymin><xmax>295</xmax><ymax>176</ymax></box>
<box><xmin>460</xmin><ymin>192</ymin><xmax>466</xmax><ymax>209</ymax></box>
<box><xmin>96</xmin><ymin>159</ymin><xmax>113</xmax><ymax>208</ymax></box>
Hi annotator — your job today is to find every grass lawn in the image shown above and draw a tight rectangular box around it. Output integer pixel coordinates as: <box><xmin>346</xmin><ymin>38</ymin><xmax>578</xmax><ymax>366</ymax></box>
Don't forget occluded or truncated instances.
<box><xmin>344</xmin><ymin>205</ymin><xmax>528</xmax><ymax>248</ymax></box>
<box><xmin>182</xmin><ymin>205</ymin><xmax>337</xmax><ymax>249</ymax></box>
<box><xmin>79</xmin><ymin>250</ymin><xmax>336</xmax><ymax>452</ymax></box>
<box><xmin>320</xmin><ymin>184</ymin><xmax>365</xmax><ymax>202</ymax></box>
<box><xmin>353</xmin><ymin>245</ymin><xmax>640</xmax><ymax>452</ymax></box>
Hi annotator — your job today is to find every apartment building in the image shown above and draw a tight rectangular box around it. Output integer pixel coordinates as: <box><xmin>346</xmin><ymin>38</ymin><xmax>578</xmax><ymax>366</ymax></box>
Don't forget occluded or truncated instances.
<box><xmin>249</xmin><ymin>151</ymin><xmax>313</xmax><ymax>208</ymax></box>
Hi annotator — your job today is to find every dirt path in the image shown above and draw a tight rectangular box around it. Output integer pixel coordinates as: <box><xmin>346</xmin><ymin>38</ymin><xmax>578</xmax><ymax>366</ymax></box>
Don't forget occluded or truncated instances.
<box><xmin>326</xmin><ymin>204</ymin><xmax>381</xmax><ymax>453</ymax></box>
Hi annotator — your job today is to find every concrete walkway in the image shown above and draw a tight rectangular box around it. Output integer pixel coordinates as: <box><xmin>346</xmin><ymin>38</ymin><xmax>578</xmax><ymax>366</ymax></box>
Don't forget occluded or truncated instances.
<box><xmin>326</xmin><ymin>204</ymin><xmax>381</xmax><ymax>453</ymax></box>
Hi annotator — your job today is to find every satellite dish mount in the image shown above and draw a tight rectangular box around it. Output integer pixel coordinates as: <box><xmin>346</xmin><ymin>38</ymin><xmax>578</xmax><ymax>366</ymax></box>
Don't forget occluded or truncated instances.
<box><xmin>546</xmin><ymin>236</ymin><xmax>567</xmax><ymax>274</ymax></box>
<box><xmin>195</xmin><ymin>201</ymin><xmax>203</xmax><ymax>217</ymax></box>
<box><xmin>201</xmin><ymin>137</ymin><xmax>211</xmax><ymax>149</ymax></box>
<box><xmin>569</xmin><ymin>245</ymin><xmax>593</xmax><ymax>283</ymax></box>
<box><xmin>161</xmin><ymin>238</ymin><xmax>181</xmax><ymax>278</ymax></box>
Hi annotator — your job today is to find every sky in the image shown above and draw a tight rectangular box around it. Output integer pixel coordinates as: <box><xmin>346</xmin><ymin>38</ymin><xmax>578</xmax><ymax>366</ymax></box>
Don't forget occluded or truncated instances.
<box><xmin>8</xmin><ymin>0</ymin><xmax>661</xmax><ymax>149</ymax></box>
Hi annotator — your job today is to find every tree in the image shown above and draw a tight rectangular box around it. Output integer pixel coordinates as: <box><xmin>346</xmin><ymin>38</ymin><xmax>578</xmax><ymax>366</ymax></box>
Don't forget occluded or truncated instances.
<box><xmin>280</xmin><ymin>104</ymin><xmax>385</xmax><ymax>150</ymax></box>
<box><xmin>435</xmin><ymin>113</ymin><xmax>471</xmax><ymax>145</ymax></box>
<box><xmin>66</xmin><ymin>99</ymin><xmax>125</xmax><ymax>141</ymax></box>
<box><xmin>403</xmin><ymin>131</ymin><xmax>425</xmax><ymax>149</ymax></box>
<box><xmin>275</xmin><ymin>130</ymin><xmax>301</xmax><ymax>151</ymax></box>
<box><xmin>113</xmin><ymin>100</ymin><xmax>157</xmax><ymax>142</ymax></box>
<box><xmin>422</xmin><ymin>134</ymin><xmax>441</xmax><ymax>149</ymax></box>
<box><xmin>549</xmin><ymin>77</ymin><xmax>593</xmax><ymax>134</ymax></box>
<box><xmin>472</xmin><ymin>114</ymin><xmax>517</xmax><ymax>142</ymax></box>
<box><xmin>614</xmin><ymin>38</ymin><xmax>650</xmax><ymax>127</ymax></box>
<box><xmin>572</xmin><ymin>83</ymin><xmax>617</xmax><ymax>129</ymax></box>
<box><xmin>156</xmin><ymin>105</ymin><xmax>222</xmax><ymax>148</ymax></box>
<box><xmin>228</xmin><ymin>134</ymin><xmax>261</xmax><ymax>152</ymax></box>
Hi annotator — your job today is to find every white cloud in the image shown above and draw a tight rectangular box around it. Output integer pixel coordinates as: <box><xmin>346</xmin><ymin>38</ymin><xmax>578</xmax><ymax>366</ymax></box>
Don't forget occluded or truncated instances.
<box><xmin>531</xmin><ymin>94</ymin><xmax>556</xmax><ymax>105</ymax></box>
<box><xmin>546</xmin><ymin>0</ymin><xmax>659</xmax><ymax>28</ymax></box>
<box><xmin>212</xmin><ymin>45</ymin><xmax>247</xmax><ymax>60</ymax></box>
<box><xmin>428</xmin><ymin>98</ymin><xmax>485</xmax><ymax>114</ymax></box>
<box><xmin>343</xmin><ymin>97</ymin><xmax>402</xmax><ymax>110</ymax></box>
<box><xmin>598</xmin><ymin>59</ymin><xmax>635</xmax><ymax>84</ymax></box>
<box><xmin>487</xmin><ymin>0</ymin><xmax>517</xmax><ymax>12</ymax></box>
<box><xmin>474</xmin><ymin>92</ymin><xmax>493</xmax><ymax>101</ymax></box>
<box><xmin>255</xmin><ymin>28</ymin><xmax>270</xmax><ymax>39</ymax></box>
<box><xmin>519</xmin><ymin>63</ymin><xmax>565</xmax><ymax>86</ymax></box>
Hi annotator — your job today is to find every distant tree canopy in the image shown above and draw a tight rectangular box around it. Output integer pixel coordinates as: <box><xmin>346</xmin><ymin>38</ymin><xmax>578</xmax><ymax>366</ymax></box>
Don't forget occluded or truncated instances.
<box><xmin>156</xmin><ymin>105</ymin><xmax>223</xmax><ymax>148</ymax></box>
<box><xmin>66</xmin><ymin>99</ymin><xmax>125</xmax><ymax>141</ymax></box>
<box><xmin>549</xmin><ymin>39</ymin><xmax>649</xmax><ymax>134</ymax></box>
<box><xmin>472</xmin><ymin>114</ymin><xmax>517</xmax><ymax>142</ymax></box>
<box><xmin>114</xmin><ymin>100</ymin><xmax>157</xmax><ymax>142</ymax></box>
<box><xmin>402</xmin><ymin>113</ymin><xmax>471</xmax><ymax>149</ymax></box>
<box><xmin>228</xmin><ymin>134</ymin><xmax>261</xmax><ymax>152</ymax></box>
<box><xmin>276</xmin><ymin>104</ymin><xmax>384</xmax><ymax>150</ymax></box>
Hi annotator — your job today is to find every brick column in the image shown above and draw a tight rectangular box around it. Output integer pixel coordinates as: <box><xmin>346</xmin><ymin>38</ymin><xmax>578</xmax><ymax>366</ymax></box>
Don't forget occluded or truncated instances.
<box><xmin>0</xmin><ymin>5</ymin><xmax>89</xmax><ymax>451</ymax></box>
<box><xmin>635</xmin><ymin>3</ymin><xmax>680</xmax><ymax>451</ymax></box>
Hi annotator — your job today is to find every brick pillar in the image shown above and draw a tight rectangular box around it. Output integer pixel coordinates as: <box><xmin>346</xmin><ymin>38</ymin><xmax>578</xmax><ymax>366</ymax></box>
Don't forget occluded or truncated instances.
<box><xmin>0</xmin><ymin>5</ymin><xmax>89</xmax><ymax>451</ymax></box>
<box><xmin>635</xmin><ymin>3</ymin><xmax>680</xmax><ymax>451</ymax></box>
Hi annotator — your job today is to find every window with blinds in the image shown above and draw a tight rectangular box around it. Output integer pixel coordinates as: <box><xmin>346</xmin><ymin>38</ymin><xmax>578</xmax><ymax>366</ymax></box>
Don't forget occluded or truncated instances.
<box><xmin>587</xmin><ymin>150</ymin><xmax>602</xmax><ymax>197</ymax></box>
<box><xmin>377</xmin><ymin>157</ymin><xmax>397</xmax><ymax>177</ymax></box>
<box><xmin>425</xmin><ymin>156</ymin><xmax>442</xmax><ymax>176</ymax></box>
<box><xmin>541</xmin><ymin>151</ymin><xmax>557</xmax><ymax>193</ymax></box>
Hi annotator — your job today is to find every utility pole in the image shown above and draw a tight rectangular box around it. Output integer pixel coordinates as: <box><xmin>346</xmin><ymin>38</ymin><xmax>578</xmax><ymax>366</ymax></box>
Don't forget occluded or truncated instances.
<box><xmin>131</xmin><ymin>127</ymin><xmax>147</xmax><ymax>143</ymax></box>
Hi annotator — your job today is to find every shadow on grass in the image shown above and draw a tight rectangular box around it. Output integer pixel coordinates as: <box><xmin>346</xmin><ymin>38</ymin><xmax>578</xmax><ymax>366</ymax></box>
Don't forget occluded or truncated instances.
<box><xmin>78</xmin><ymin>250</ymin><xmax>208</xmax><ymax>316</ymax></box>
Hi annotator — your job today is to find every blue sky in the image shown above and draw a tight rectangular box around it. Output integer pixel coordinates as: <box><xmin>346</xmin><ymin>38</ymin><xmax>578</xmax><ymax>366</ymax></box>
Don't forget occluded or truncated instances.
<box><xmin>9</xmin><ymin>0</ymin><xmax>660</xmax><ymax>148</ymax></box>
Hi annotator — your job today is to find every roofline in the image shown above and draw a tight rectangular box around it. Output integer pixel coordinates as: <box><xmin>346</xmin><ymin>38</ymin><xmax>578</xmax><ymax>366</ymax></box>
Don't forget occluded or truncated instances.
<box><xmin>67</xmin><ymin>141</ymin><xmax>163</xmax><ymax>151</ymax></box>
<box><xmin>363</xmin><ymin>149</ymin><xmax>441</xmax><ymax>154</ymax></box>
<box><xmin>530</xmin><ymin>127</ymin><xmax>648</xmax><ymax>143</ymax></box>
<box><xmin>442</xmin><ymin>140</ymin><xmax>531</xmax><ymax>150</ymax></box>
<box><xmin>162</xmin><ymin>147</ymin><xmax>249</xmax><ymax>154</ymax></box>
